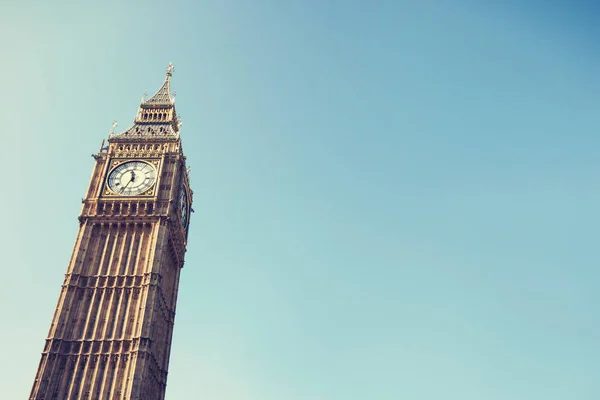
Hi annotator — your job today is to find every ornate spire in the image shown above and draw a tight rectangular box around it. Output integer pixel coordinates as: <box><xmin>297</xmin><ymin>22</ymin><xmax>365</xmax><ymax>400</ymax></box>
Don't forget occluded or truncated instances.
<box><xmin>143</xmin><ymin>62</ymin><xmax>175</xmax><ymax>106</ymax></box>
<box><xmin>109</xmin><ymin>63</ymin><xmax>180</xmax><ymax>141</ymax></box>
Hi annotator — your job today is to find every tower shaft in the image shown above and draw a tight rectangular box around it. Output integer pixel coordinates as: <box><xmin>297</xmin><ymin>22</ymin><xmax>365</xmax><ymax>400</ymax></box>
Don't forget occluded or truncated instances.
<box><xmin>30</xmin><ymin>65</ymin><xmax>191</xmax><ymax>400</ymax></box>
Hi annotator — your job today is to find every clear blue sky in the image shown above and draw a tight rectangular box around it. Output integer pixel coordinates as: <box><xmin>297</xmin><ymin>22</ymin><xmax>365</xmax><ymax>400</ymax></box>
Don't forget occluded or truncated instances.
<box><xmin>1</xmin><ymin>0</ymin><xmax>600</xmax><ymax>398</ymax></box>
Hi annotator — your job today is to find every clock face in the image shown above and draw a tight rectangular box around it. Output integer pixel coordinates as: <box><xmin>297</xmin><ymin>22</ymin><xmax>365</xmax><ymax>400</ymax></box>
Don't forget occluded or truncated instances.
<box><xmin>107</xmin><ymin>161</ymin><xmax>157</xmax><ymax>196</ymax></box>
<box><xmin>179</xmin><ymin>183</ymin><xmax>189</xmax><ymax>229</ymax></box>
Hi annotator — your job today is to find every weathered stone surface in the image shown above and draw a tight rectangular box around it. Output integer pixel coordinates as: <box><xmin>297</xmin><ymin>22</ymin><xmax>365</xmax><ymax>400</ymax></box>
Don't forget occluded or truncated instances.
<box><xmin>30</xmin><ymin>65</ymin><xmax>192</xmax><ymax>400</ymax></box>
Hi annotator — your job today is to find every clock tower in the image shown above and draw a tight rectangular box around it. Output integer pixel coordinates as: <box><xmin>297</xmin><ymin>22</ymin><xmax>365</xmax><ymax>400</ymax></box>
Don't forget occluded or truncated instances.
<box><xmin>30</xmin><ymin>63</ymin><xmax>192</xmax><ymax>400</ymax></box>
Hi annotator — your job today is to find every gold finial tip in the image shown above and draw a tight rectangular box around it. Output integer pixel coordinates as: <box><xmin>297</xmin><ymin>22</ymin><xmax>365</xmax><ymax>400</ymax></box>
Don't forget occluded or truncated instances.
<box><xmin>166</xmin><ymin>62</ymin><xmax>174</xmax><ymax>77</ymax></box>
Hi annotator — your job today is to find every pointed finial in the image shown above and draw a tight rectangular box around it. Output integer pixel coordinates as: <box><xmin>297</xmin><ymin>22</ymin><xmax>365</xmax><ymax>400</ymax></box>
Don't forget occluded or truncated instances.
<box><xmin>166</xmin><ymin>62</ymin><xmax>174</xmax><ymax>78</ymax></box>
<box><xmin>109</xmin><ymin>121</ymin><xmax>118</xmax><ymax>135</ymax></box>
<box><xmin>141</xmin><ymin>92</ymin><xmax>148</xmax><ymax>102</ymax></box>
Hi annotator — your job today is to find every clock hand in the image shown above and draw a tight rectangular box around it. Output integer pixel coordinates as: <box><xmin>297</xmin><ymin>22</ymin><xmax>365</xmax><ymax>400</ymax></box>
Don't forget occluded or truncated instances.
<box><xmin>120</xmin><ymin>179</ymin><xmax>132</xmax><ymax>193</ymax></box>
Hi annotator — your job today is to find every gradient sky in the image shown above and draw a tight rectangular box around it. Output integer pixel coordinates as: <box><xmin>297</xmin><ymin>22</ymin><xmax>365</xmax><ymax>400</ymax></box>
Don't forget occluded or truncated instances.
<box><xmin>2</xmin><ymin>1</ymin><xmax>600</xmax><ymax>399</ymax></box>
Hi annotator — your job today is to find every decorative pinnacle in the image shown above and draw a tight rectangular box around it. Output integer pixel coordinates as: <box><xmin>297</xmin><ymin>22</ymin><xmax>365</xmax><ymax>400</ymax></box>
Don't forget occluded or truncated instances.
<box><xmin>109</xmin><ymin>121</ymin><xmax>118</xmax><ymax>135</ymax></box>
<box><xmin>166</xmin><ymin>62</ymin><xmax>174</xmax><ymax>78</ymax></box>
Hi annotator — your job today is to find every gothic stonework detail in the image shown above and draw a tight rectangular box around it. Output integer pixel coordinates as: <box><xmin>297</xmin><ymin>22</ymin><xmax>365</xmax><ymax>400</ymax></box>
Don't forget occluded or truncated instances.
<box><xmin>30</xmin><ymin>63</ymin><xmax>193</xmax><ymax>400</ymax></box>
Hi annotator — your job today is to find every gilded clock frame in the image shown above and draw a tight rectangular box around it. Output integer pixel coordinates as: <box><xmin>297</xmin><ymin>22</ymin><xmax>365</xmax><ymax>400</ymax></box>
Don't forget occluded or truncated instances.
<box><xmin>102</xmin><ymin>158</ymin><xmax>161</xmax><ymax>197</ymax></box>
<box><xmin>178</xmin><ymin>176</ymin><xmax>191</xmax><ymax>232</ymax></box>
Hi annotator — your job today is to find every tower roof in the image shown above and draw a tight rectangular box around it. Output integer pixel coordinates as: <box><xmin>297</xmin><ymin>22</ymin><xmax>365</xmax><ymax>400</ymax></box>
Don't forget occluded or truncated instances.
<box><xmin>142</xmin><ymin>62</ymin><xmax>175</xmax><ymax>107</ymax></box>
<box><xmin>109</xmin><ymin>62</ymin><xmax>180</xmax><ymax>142</ymax></box>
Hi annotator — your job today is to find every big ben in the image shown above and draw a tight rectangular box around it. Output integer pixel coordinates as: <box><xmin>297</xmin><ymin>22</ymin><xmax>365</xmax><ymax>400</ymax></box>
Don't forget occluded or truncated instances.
<box><xmin>30</xmin><ymin>63</ymin><xmax>192</xmax><ymax>400</ymax></box>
